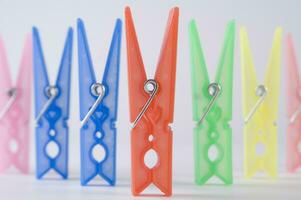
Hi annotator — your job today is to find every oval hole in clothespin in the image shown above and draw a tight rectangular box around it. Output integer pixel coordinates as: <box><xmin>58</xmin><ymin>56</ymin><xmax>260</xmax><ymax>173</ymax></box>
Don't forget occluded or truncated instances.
<box><xmin>45</xmin><ymin>141</ymin><xmax>60</xmax><ymax>159</ymax></box>
<box><xmin>144</xmin><ymin>149</ymin><xmax>158</xmax><ymax>169</ymax></box>
<box><xmin>95</xmin><ymin>131</ymin><xmax>102</xmax><ymax>139</ymax></box>
<box><xmin>148</xmin><ymin>134</ymin><xmax>154</xmax><ymax>142</ymax></box>
<box><xmin>92</xmin><ymin>144</ymin><xmax>106</xmax><ymax>163</ymax></box>
<box><xmin>49</xmin><ymin>129</ymin><xmax>56</xmax><ymax>137</ymax></box>
<box><xmin>9</xmin><ymin>139</ymin><xmax>19</xmax><ymax>154</ymax></box>
<box><xmin>208</xmin><ymin>144</ymin><xmax>219</xmax><ymax>162</ymax></box>
<box><xmin>255</xmin><ymin>142</ymin><xmax>266</xmax><ymax>156</ymax></box>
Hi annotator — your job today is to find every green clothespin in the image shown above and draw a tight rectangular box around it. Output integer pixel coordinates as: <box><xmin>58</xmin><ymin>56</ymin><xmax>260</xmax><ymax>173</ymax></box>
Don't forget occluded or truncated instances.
<box><xmin>189</xmin><ymin>20</ymin><xmax>235</xmax><ymax>185</ymax></box>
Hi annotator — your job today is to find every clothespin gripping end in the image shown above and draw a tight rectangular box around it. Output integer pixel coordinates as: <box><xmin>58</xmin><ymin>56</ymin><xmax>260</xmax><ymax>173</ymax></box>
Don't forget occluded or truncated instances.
<box><xmin>80</xmin><ymin>83</ymin><xmax>106</xmax><ymax>128</ymax></box>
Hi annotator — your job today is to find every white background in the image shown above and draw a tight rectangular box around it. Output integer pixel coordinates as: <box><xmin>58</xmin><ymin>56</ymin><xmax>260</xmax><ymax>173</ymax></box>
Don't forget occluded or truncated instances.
<box><xmin>0</xmin><ymin>0</ymin><xmax>301</xmax><ymax>199</ymax></box>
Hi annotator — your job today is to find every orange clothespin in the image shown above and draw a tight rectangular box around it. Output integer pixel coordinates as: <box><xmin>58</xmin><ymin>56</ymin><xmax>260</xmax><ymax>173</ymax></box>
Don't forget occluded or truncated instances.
<box><xmin>125</xmin><ymin>7</ymin><xmax>179</xmax><ymax>196</ymax></box>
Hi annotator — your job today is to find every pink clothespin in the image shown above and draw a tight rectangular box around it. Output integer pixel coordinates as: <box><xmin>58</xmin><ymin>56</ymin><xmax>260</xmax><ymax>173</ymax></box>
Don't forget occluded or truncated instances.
<box><xmin>0</xmin><ymin>35</ymin><xmax>32</xmax><ymax>173</ymax></box>
<box><xmin>286</xmin><ymin>34</ymin><xmax>301</xmax><ymax>172</ymax></box>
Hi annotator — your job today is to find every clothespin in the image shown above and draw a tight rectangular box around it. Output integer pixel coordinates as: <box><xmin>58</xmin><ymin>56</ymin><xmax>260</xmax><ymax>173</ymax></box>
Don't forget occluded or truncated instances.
<box><xmin>33</xmin><ymin>27</ymin><xmax>73</xmax><ymax>179</ymax></box>
<box><xmin>0</xmin><ymin>35</ymin><xmax>32</xmax><ymax>173</ymax></box>
<box><xmin>125</xmin><ymin>7</ymin><xmax>179</xmax><ymax>196</ymax></box>
<box><xmin>189</xmin><ymin>20</ymin><xmax>235</xmax><ymax>185</ymax></box>
<box><xmin>240</xmin><ymin>27</ymin><xmax>282</xmax><ymax>178</ymax></box>
<box><xmin>285</xmin><ymin>34</ymin><xmax>301</xmax><ymax>173</ymax></box>
<box><xmin>77</xmin><ymin>19</ymin><xmax>122</xmax><ymax>186</ymax></box>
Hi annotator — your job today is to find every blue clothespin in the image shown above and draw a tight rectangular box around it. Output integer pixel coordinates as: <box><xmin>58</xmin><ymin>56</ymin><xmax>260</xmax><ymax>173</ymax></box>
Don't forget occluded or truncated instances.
<box><xmin>77</xmin><ymin>19</ymin><xmax>122</xmax><ymax>186</ymax></box>
<box><xmin>33</xmin><ymin>27</ymin><xmax>73</xmax><ymax>179</ymax></box>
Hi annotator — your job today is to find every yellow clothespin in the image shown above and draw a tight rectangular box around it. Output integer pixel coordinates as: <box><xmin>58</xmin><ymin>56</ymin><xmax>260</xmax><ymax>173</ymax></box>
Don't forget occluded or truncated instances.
<box><xmin>240</xmin><ymin>27</ymin><xmax>282</xmax><ymax>178</ymax></box>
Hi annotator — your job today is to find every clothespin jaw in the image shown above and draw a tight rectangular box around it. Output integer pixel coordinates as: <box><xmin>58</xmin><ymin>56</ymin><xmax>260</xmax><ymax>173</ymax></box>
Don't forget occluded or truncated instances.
<box><xmin>33</xmin><ymin>27</ymin><xmax>73</xmax><ymax>179</ymax></box>
<box><xmin>189</xmin><ymin>20</ymin><xmax>235</xmax><ymax>185</ymax></box>
<box><xmin>77</xmin><ymin>18</ymin><xmax>122</xmax><ymax>186</ymax></box>
<box><xmin>240</xmin><ymin>28</ymin><xmax>259</xmax><ymax>123</ymax></box>
<box><xmin>0</xmin><ymin>35</ymin><xmax>32</xmax><ymax>173</ymax></box>
<box><xmin>125</xmin><ymin>6</ymin><xmax>179</xmax><ymax>196</ymax></box>
<box><xmin>240</xmin><ymin>27</ymin><xmax>282</xmax><ymax>178</ymax></box>
<box><xmin>286</xmin><ymin>34</ymin><xmax>301</xmax><ymax>173</ymax></box>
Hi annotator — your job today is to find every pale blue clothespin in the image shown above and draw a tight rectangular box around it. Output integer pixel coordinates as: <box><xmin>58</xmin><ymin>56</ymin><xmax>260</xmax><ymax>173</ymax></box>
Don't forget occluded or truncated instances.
<box><xmin>33</xmin><ymin>27</ymin><xmax>73</xmax><ymax>179</ymax></box>
<box><xmin>77</xmin><ymin>19</ymin><xmax>122</xmax><ymax>185</ymax></box>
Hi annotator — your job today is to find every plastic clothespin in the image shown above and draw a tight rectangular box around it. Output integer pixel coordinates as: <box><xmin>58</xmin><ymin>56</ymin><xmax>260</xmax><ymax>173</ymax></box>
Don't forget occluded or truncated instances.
<box><xmin>77</xmin><ymin>19</ymin><xmax>122</xmax><ymax>186</ymax></box>
<box><xmin>0</xmin><ymin>35</ymin><xmax>32</xmax><ymax>173</ymax></box>
<box><xmin>125</xmin><ymin>7</ymin><xmax>179</xmax><ymax>196</ymax></box>
<box><xmin>189</xmin><ymin>20</ymin><xmax>235</xmax><ymax>185</ymax></box>
<box><xmin>240</xmin><ymin>27</ymin><xmax>282</xmax><ymax>178</ymax></box>
<box><xmin>33</xmin><ymin>27</ymin><xmax>73</xmax><ymax>179</ymax></box>
<box><xmin>285</xmin><ymin>34</ymin><xmax>301</xmax><ymax>173</ymax></box>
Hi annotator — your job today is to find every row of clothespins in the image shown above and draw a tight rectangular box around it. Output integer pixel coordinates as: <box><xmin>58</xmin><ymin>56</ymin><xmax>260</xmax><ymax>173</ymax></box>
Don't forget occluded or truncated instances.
<box><xmin>0</xmin><ymin>6</ymin><xmax>300</xmax><ymax>197</ymax></box>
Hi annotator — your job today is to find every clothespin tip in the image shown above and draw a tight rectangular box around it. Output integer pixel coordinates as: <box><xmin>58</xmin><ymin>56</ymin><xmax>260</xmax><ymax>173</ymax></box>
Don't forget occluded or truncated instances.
<box><xmin>116</xmin><ymin>18</ymin><xmax>122</xmax><ymax>28</ymax></box>
<box><xmin>32</xmin><ymin>27</ymin><xmax>39</xmax><ymax>37</ymax></box>
<box><xmin>171</xmin><ymin>6</ymin><xmax>179</xmax><ymax>13</ymax></box>
<box><xmin>240</xmin><ymin>26</ymin><xmax>247</xmax><ymax>32</ymax></box>
<box><xmin>189</xmin><ymin>19</ymin><xmax>196</xmax><ymax>27</ymax></box>
<box><xmin>276</xmin><ymin>26</ymin><xmax>283</xmax><ymax>31</ymax></box>
<box><xmin>228</xmin><ymin>19</ymin><xmax>235</xmax><ymax>24</ymax></box>
<box><xmin>67</xmin><ymin>27</ymin><xmax>73</xmax><ymax>38</ymax></box>
<box><xmin>77</xmin><ymin>18</ymin><xmax>84</xmax><ymax>28</ymax></box>
<box><xmin>125</xmin><ymin>6</ymin><xmax>132</xmax><ymax>16</ymax></box>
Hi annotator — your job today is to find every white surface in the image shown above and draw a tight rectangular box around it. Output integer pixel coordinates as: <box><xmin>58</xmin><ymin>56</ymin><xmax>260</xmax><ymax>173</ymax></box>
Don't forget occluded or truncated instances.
<box><xmin>0</xmin><ymin>173</ymin><xmax>301</xmax><ymax>200</ymax></box>
<box><xmin>1</xmin><ymin>0</ymin><xmax>301</xmax><ymax>199</ymax></box>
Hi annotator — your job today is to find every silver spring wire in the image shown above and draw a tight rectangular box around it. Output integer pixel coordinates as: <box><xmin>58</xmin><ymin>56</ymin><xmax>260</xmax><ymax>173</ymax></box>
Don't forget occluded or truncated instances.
<box><xmin>132</xmin><ymin>79</ymin><xmax>159</xmax><ymax>128</ymax></box>
<box><xmin>80</xmin><ymin>83</ymin><xmax>105</xmax><ymax>128</ymax></box>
